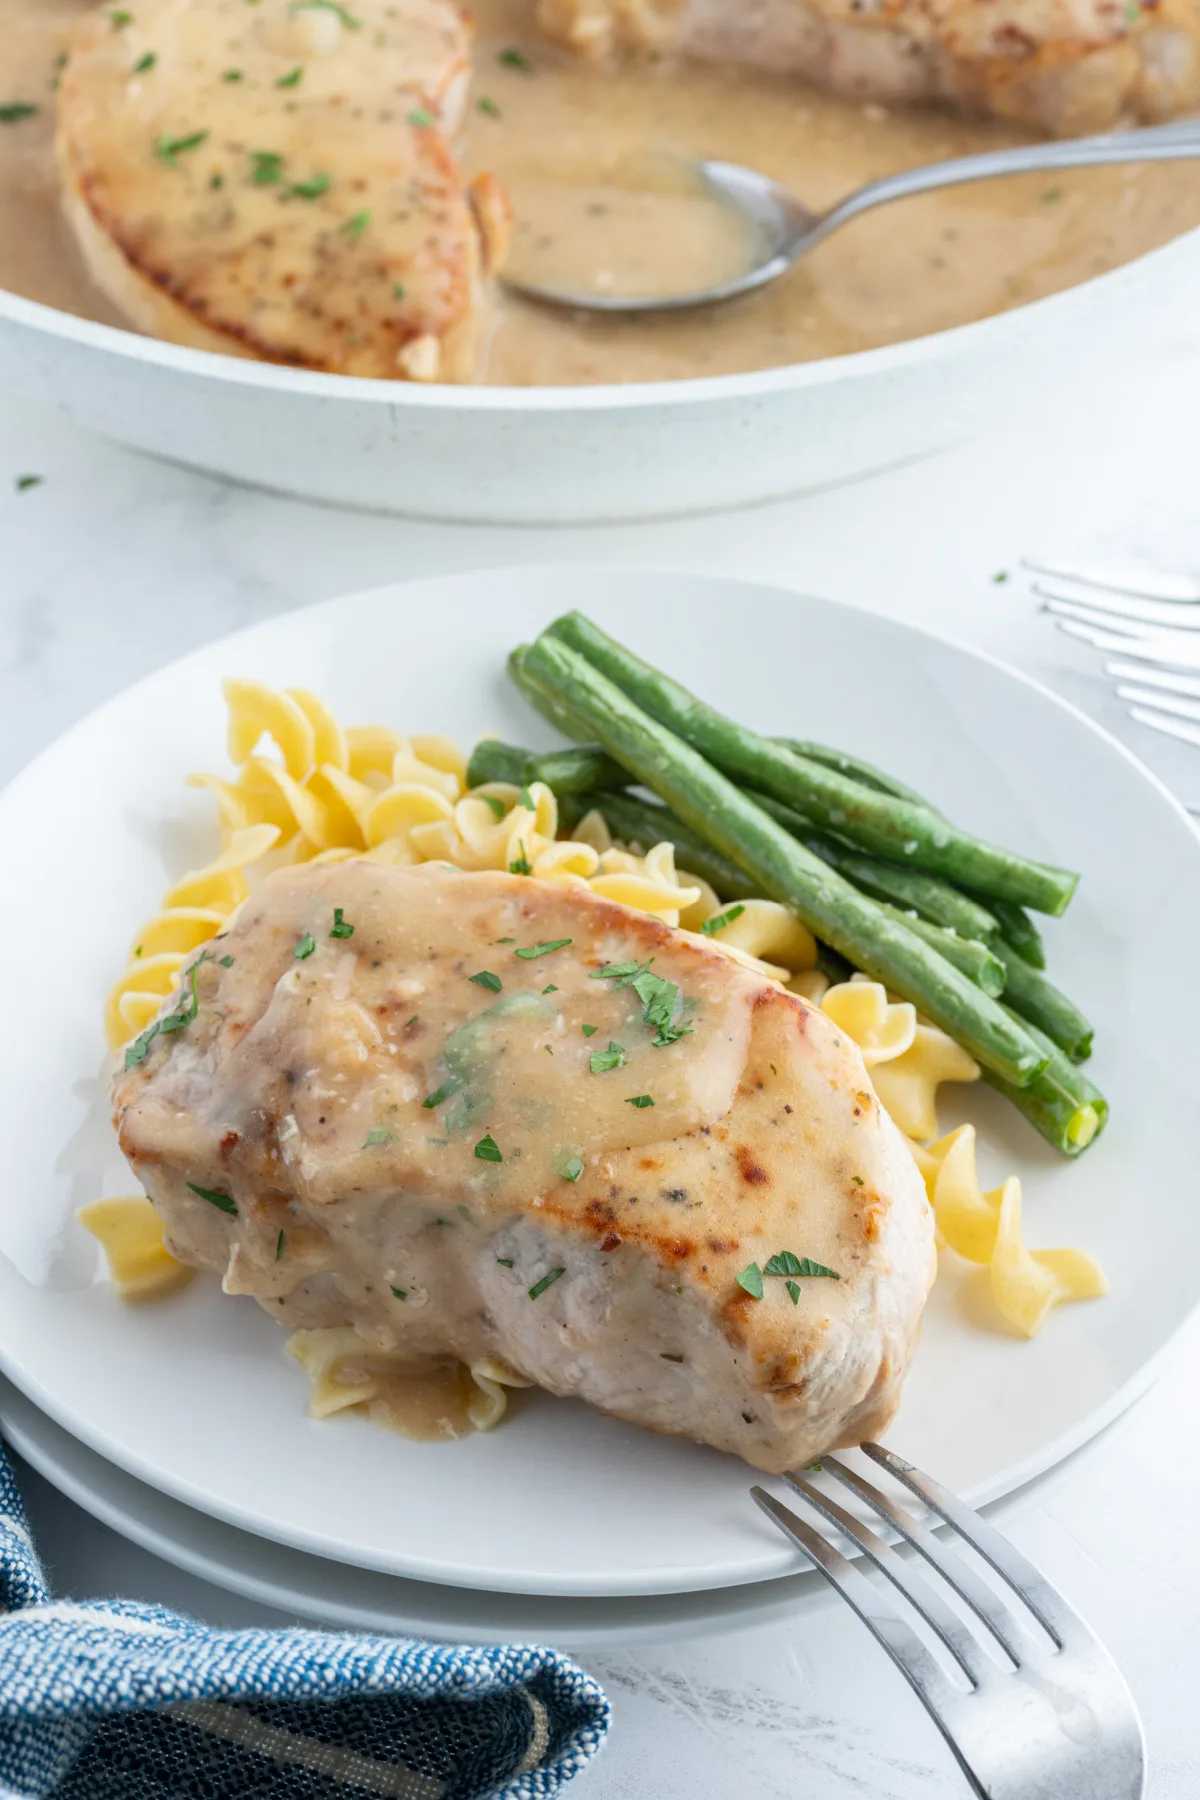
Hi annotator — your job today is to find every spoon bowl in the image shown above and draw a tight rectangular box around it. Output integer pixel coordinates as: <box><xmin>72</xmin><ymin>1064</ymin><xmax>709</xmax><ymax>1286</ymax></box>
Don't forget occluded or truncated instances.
<box><xmin>503</xmin><ymin>120</ymin><xmax>1200</xmax><ymax>315</ymax></box>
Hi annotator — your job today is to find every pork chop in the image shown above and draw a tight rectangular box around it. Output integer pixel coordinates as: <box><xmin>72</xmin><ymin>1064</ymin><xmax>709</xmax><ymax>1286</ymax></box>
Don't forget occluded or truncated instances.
<box><xmin>111</xmin><ymin>860</ymin><xmax>935</xmax><ymax>1473</ymax></box>
<box><xmin>535</xmin><ymin>0</ymin><xmax>1200</xmax><ymax>135</ymax></box>
<box><xmin>57</xmin><ymin>0</ymin><xmax>511</xmax><ymax>381</ymax></box>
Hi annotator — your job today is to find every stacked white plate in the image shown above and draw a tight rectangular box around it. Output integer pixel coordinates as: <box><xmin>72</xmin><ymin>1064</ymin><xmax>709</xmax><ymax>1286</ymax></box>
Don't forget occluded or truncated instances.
<box><xmin>2</xmin><ymin>568</ymin><xmax>1198</xmax><ymax>1646</ymax></box>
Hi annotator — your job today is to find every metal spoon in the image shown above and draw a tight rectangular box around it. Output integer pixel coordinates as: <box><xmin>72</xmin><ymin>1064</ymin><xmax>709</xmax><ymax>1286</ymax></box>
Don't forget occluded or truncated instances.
<box><xmin>503</xmin><ymin>118</ymin><xmax>1200</xmax><ymax>314</ymax></box>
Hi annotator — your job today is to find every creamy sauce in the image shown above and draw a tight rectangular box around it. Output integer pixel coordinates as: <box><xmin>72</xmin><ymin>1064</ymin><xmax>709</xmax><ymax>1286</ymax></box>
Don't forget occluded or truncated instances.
<box><xmin>5</xmin><ymin>0</ymin><xmax>1200</xmax><ymax>385</ymax></box>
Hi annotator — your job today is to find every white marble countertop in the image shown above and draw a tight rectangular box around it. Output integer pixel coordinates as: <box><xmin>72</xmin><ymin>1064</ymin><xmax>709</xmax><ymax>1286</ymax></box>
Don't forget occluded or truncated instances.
<box><xmin>3</xmin><ymin>328</ymin><xmax>1200</xmax><ymax>1799</ymax></box>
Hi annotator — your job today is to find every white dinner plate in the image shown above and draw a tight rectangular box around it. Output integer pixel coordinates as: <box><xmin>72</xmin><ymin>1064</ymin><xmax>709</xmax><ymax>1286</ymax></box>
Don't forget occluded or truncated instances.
<box><xmin>1</xmin><ymin>567</ymin><xmax>1197</xmax><ymax>1597</ymax></box>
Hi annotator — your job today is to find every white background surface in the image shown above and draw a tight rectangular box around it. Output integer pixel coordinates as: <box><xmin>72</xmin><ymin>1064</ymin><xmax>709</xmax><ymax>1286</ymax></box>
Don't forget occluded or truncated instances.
<box><xmin>3</xmin><ymin>324</ymin><xmax>1200</xmax><ymax>1797</ymax></box>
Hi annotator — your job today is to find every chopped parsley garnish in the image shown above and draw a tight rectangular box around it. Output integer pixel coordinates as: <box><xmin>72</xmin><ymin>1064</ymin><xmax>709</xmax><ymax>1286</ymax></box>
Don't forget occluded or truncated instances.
<box><xmin>15</xmin><ymin>475</ymin><xmax>42</xmax><ymax>492</ymax></box>
<box><xmin>341</xmin><ymin>209</ymin><xmax>371</xmax><ymax>238</ymax></box>
<box><xmin>423</xmin><ymin>1083</ymin><xmax>452</xmax><ymax>1110</ymax></box>
<box><xmin>295</xmin><ymin>933</ymin><xmax>316</xmax><ymax>959</ymax></box>
<box><xmin>391</xmin><ymin>1285</ymin><xmax>407</xmax><ymax>1300</ymax></box>
<box><xmin>701</xmin><ymin>904</ymin><xmax>745</xmax><ymax>937</ymax></box>
<box><xmin>589</xmin><ymin>959</ymin><xmax>649</xmax><ymax>984</ymax></box>
<box><xmin>275</xmin><ymin>1229</ymin><xmax>286</xmax><ymax>1260</ymax></box>
<box><xmin>592</xmin><ymin>958</ymin><xmax>690</xmax><ymax>1046</ymax></box>
<box><xmin>210</xmin><ymin>172</ymin><xmax>225</xmax><ymax>189</ymax></box>
<box><xmin>626</xmin><ymin>1094</ymin><xmax>654</xmax><ymax>1108</ymax></box>
<box><xmin>735</xmin><ymin>1262</ymin><xmax>764</xmax><ymax>1300</ymax></box>
<box><xmin>542</xmin><ymin>984</ymin><xmax>558</xmax><ymax>994</ymax></box>
<box><xmin>528</xmin><ymin>1266</ymin><xmax>564</xmax><ymax>1300</ymax></box>
<box><xmin>517</xmin><ymin>785</ymin><xmax>535</xmax><ymax>811</ymax></box>
<box><xmin>108</xmin><ymin>10</ymin><xmax>133</xmax><ymax>27</ymax></box>
<box><xmin>276</xmin><ymin>66</ymin><xmax>304</xmax><ymax>87</ymax></box>
<box><xmin>408</xmin><ymin>108</ymin><xmax>435</xmax><ymax>127</ymax></box>
<box><xmin>660</xmin><ymin>1352</ymin><xmax>684</xmax><ymax>1363</ymax></box>
<box><xmin>763</xmin><ymin>1250</ymin><xmax>804</xmax><ymax>1277</ymax></box>
<box><xmin>290</xmin><ymin>172</ymin><xmax>331</xmax><ymax>199</ymax></box>
<box><xmin>126</xmin><ymin>948</ymin><xmax>208</xmax><ymax>1070</ymax></box>
<box><xmin>155</xmin><ymin>129</ymin><xmax>209</xmax><ymax>166</ymax></box>
<box><xmin>250</xmin><ymin>149</ymin><xmax>284</xmax><ymax>184</ymax></box>
<box><xmin>469</xmin><ymin>970</ymin><xmax>502</xmax><ymax>992</ymax></box>
<box><xmin>458</xmin><ymin>1204</ymin><xmax>472</xmax><ymax>1221</ymax></box>
<box><xmin>405</xmin><ymin>1014</ymin><xmax>419</xmax><ymax>1027</ymax></box>
<box><xmin>515</xmin><ymin>938</ymin><xmax>572</xmax><ymax>959</ymax></box>
<box><xmin>479</xmin><ymin>793</ymin><xmax>506</xmax><ymax>819</ymax></box>
<box><xmin>133</xmin><ymin>52</ymin><xmax>157</xmax><ymax>72</ymax></box>
<box><xmin>219</xmin><ymin>955</ymin><xmax>235</xmax><ymax>968</ymax></box>
<box><xmin>992</xmin><ymin>569</ymin><xmax>1010</xmax><ymax>583</ymax></box>
<box><xmin>477</xmin><ymin>96</ymin><xmax>502</xmax><ymax>118</ymax></box>
<box><xmin>223</xmin><ymin>69</ymin><xmax>244</xmax><ymax>82</ymax></box>
<box><xmin>581</xmin><ymin>1024</ymin><xmax>598</xmax><ymax>1037</ymax></box>
<box><xmin>496</xmin><ymin>1256</ymin><xmax>514</xmax><ymax>1268</ymax></box>
<box><xmin>499</xmin><ymin>46</ymin><xmax>531</xmax><ymax>69</ymax></box>
<box><xmin>589</xmin><ymin>1040</ymin><xmax>627</xmax><ymax>1075</ymax></box>
<box><xmin>0</xmin><ymin>104</ymin><xmax>38</xmax><ymax>124</ymax></box>
<box><xmin>760</xmin><ymin>1251</ymin><xmax>841</xmax><ymax>1287</ymax></box>
<box><xmin>785</xmin><ymin>1280</ymin><xmax>801</xmax><ymax>1305</ymax></box>
<box><xmin>362</xmin><ymin>1127</ymin><xmax>395</xmax><ymax>1148</ymax></box>
<box><xmin>851</xmin><ymin>1174</ymin><xmax>864</xmax><ymax>1187</ymax></box>
<box><xmin>508</xmin><ymin>841</ymin><xmax>533</xmax><ymax>875</ymax></box>
<box><xmin>329</xmin><ymin>907</ymin><xmax>354</xmax><ymax>938</ymax></box>
<box><xmin>187</xmin><ymin>1182</ymin><xmax>237</xmax><ymax>1216</ymax></box>
<box><xmin>793</xmin><ymin>1257</ymin><xmax>840</xmax><ymax>1279</ymax></box>
<box><xmin>558</xmin><ymin>1153</ymin><xmax>584</xmax><ymax>1182</ymax></box>
<box><xmin>492</xmin><ymin>936</ymin><xmax>515</xmax><ymax>944</ymax></box>
<box><xmin>292</xmin><ymin>0</ymin><xmax>362</xmax><ymax>26</ymax></box>
<box><xmin>393</xmin><ymin>281</ymin><xmax>407</xmax><ymax>301</ymax></box>
<box><xmin>474</xmin><ymin>1134</ymin><xmax>503</xmax><ymax>1163</ymax></box>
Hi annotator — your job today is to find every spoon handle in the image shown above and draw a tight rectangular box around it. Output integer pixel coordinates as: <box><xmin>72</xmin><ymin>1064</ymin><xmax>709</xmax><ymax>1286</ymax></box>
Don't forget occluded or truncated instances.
<box><xmin>815</xmin><ymin>119</ymin><xmax>1200</xmax><ymax>243</ymax></box>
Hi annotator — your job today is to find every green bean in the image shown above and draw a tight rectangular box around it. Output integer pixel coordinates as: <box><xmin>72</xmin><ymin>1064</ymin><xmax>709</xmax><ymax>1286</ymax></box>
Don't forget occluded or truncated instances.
<box><xmin>992</xmin><ymin>941</ymin><xmax>1093</xmax><ymax>1062</ymax></box>
<box><xmin>773</xmin><ymin>739</ymin><xmax>932</xmax><ymax>808</ymax></box>
<box><xmin>982</xmin><ymin>1014</ymin><xmax>1107</xmax><ymax>1154</ymax></box>
<box><xmin>467</xmin><ymin>739</ymin><xmax>628</xmax><ymax>796</ymax></box>
<box><xmin>567</xmin><ymin>790</ymin><xmax>759</xmax><ymax>901</ymax></box>
<box><xmin>976</xmin><ymin>895</ymin><xmax>1046</xmax><ymax>970</ymax></box>
<box><xmin>520</xmin><ymin>634</ymin><xmax>1047</xmax><ymax>1086</ymax></box>
<box><xmin>872</xmin><ymin>903</ymin><xmax>1005</xmax><ymax>998</ymax></box>
<box><xmin>749</xmin><ymin>790</ymin><xmax>1003</xmax><ymax>944</ymax></box>
<box><xmin>545</xmin><ymin>613</ymin><xmax>1078</xmax><ymax>916</ymax></box>
<box><xmin>508</xmin><ymin>645</ymin><xmax>596</xmax><ymax>743</ymax></box>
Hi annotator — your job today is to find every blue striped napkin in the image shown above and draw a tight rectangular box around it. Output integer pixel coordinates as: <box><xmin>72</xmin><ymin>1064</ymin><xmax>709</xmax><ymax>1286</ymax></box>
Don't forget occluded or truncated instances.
<box><xmin>0</xmin><ymin>1445</ymin><xmax>609</xmax><ymax>1800</ymax></box>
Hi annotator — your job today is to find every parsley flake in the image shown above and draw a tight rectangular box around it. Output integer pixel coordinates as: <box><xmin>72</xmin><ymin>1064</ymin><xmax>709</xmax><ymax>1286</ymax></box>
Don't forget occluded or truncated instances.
<box><xmin>581</xmin><ymin>1024</ymin><xmax>598</xmax><ymax>1037</ymax></box>
<box><xmin>133</xmin><ymin>52</ymin><xmax>157</xmax><ymax>72</ymax></box>
<box><xmin>290</xmin><ymin>171</ymin><xmax>331</xmax><ymax>199</ymax></box>
<box><xmin>660</xmin><ymin>1352</ymin><xmax>684</xmax><ymax>1363</ymax></box>
<box><xmin>496</xmin><ymin>1256</ymin><xmax>514</xmax><ymax>1268</ymax></box>
<box><xmin>474</xmin><ymin>1134</ymin><xmax>503</xmax><ymax>1163</ymax></box>
<box><xmin>785</xmin><ymin>1280</ymin><xmax>801</xmax><ymax>1305</ymax></box>
<box><xmin>492</xmin><ymin>936</ymin><xmax>515</xmax><ymax>944</ymax></box>
<box><xmin>295</xmin><ymin>933</ymin><xmax>315</xmax><ymax>959</ymax></box>
<box><xmin>0</xmin><ymin>104</ymin><xmax>38</xmax><ymax>124</ymax></box>
<box><xmin>542</xmin><ymin>983</ymin><xmax>558</xmax><ymax>994</ymax></box>
<box><xmin>391</xmin><ymin>1285</ymin><xmax>407</xmax><ymax>1300</ymax></box>
<box><xmin>515</xmin><ymin>938</ymin><xmax>572</xmax><ymax>959</ymax></box>
<box><xmin>108</xmin><ymin>10</ymin><xmax>133</xmax><ymax>27</ymax></box>
<box><xmin>508</xmin><ymin>840</ymin><xmax>533</xmax><ymax>875</ymax></box>
<box><xmin>626</xmin><ymin>1094</ymin><xmax>654</xmax><ymax>1108</ymax></box>
<box><xmin>701</xmin><ymin>904</ymin><xmax>746</xmax><ymax>936</ymax></box>
<box><xmin>250</xmin><ymin>149</ymin><xmax>284</xmax><ymax>183</ymax></box>
<box><xmin>558</xmin><ymin>1153</ymin><xmax>584</xmax><ymax>1182</ymax></box>
<box><xmin>329</xmin><ymin>907</ymin><xmax>354</xmax><ymax>938</ymax></box>
<box><xmin>477</xmin><ymin>95</ymin><xmax>502</xmax><ymax>118</ymax></box>
<box><xmin>276</xmin><ymin>66</ymin><xmax>304</xmax><ymax>87</ymax></box>
<box><xmin>155</xmin><ymin>129</ymin><xmax>209</xmax><ymax>166</ymax></box>
<box><xmin>223</xmin><ymin>68</ymin><xmax>244</xmax><ymax>82</ymax></box>
<box><xmin>188</xmin><ymin>1182</ymin><xmax>237</xmax><ymax>1216</ymax></box>
<box><xmin>362</xmin><ymin>1127</ymin><xmax>395</xmax><ymax>1148</ymax></box>
<box><xmin>408</xmin><ymin>107</ymin><xmax>434</xmax><ymax>127</ymax></box>
<box><xmin>15</xmin><ymin>475</ymin><xmax>42</xmax><ymax>492</ymax></box>
<box><xmin>276</xmin><ymin>1229</ymin><xmax>286</xmax><ymax>1260</ymax></box>
<box><xmin>479</xmin><ymin>793</ymin><xmax>506</xmax><ymax>819</ymax></box>
<box><xmin>422</xmin><ymin>1083</ymin><xmax>452</xmax><ymax>1110</ymax></box>
<box><xmin>517</xmin><ymin>785</ymin><xmax>535</xmax><ymax>811</ymax></box>
<box><xmin>589</xmin><ymin>1040</ymin><xmax>627</xmax><ymax>1075</ymax></box>
<box><xmin>340</xmin><ymin>209</ymin><xmax>371</xmax><ymax>238</ymax></box>
<box><xmin>528</xmin><ymin>1266</ymin><xmax>564</xmax><ymax>1300</ymax></box>
<box><xmin>219</xmin><ymin>955</ymin><xmax>235</xmax><ymax>968</ymax></box>
<box><xmin>499</xmin><ymin>46</ymin><xmax>531</xmax><ymax>69</ymax></box>
<box><xmin>736</xmin><ymin>1262</ymin><xmax>764</xmax><ymax>1300</ymax></box>
<box><xmin>469</xmin><ymin>970</ymin><xmax>502</xmax><ymax>992</ymax></box>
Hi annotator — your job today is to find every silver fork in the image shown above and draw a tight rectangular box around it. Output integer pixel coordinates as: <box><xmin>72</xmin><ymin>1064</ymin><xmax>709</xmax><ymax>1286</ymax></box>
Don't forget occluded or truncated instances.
<box><xmin>753</xmin><ymin>1443</ymin><xmax>1146</xmax><ymax>1799</ymax></box>
<box><xmin>1025</xmin><ymin>554</ymin><xmax>1200</xmax><ymax>746</ymax></box>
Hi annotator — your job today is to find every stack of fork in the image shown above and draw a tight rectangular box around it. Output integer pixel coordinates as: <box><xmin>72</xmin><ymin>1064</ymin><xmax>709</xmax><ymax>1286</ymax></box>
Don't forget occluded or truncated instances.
<box><xmin>1029</xmin><ymin>556</ymin><xmax>1200</xmax><ymax>751</ymax></box>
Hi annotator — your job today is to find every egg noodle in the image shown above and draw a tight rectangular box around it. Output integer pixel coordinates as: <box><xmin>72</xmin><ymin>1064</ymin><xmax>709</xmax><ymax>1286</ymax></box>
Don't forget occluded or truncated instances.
<box><xmin>85</xmin><ymin>679</ymin><xmax>1107</xmax><ymax>1441</ymax></box>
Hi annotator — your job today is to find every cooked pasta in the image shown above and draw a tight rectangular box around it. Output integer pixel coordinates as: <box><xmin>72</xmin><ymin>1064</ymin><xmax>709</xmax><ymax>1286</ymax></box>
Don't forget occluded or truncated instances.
<box><xmin>284</xmin><ymin>1327</ymin><xmax>533</xmax><ymax>1440</ymax></box>
<box><xmin>78</xmin><ymin>1196</ymin><xmax>195</xmax><ymax>1302</ymax></box>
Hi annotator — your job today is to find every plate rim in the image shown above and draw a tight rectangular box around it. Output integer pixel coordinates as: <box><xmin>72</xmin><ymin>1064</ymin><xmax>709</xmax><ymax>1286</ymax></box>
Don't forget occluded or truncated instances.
<box><xmin>2</xmin><ymin>562</ymin><xmax>1199</xmax><ymax>1595</ymax></box>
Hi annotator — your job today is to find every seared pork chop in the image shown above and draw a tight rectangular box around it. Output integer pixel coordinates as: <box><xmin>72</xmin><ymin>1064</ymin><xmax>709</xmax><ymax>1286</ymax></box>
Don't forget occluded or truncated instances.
<box><xmin>58</xmin><ymin>0</ymin><xmax>511</xmax><ymax>381</ymax></box>
<box><xmin>536</xmin><ymin>0</ymin><xmax>1200</xmax><ymax>134</ymax></box>
<box><xmin>112</xmin><ymin>861</ymin><xmax>934</xmax><ymax>1473</ymax></box>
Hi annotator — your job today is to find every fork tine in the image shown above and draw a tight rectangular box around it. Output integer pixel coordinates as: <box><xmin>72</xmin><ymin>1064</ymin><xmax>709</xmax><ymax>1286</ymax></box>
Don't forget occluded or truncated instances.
<box><xmin>1116</xmin><ymin>686</ymin><xmax>1200</xmax><ymax>724</ymax></box>
<box><xmin>1038</xmin><ymin>590</ymin><xmax>1200</xmax><ymax>633</ymax></box>
<box><xmin>1127</xmin><ymin>705</ymin><xmax>1200</xmax><ymax>749</ymax></box>
<box><xmin>781</xmin><ymin>1472</ymin><xmax>1003</xmax><ymax>1685</ymax></box>
<box><xmin>751</xmin><ymin>1487</ymin><xmax>969</xmax><ymax>1721</ymax></box>
<box><xmin>861</xmin><ymin>1447</ymin><xmax>1080</xmax><ymax>1648</ymax></box>
<box><xmin>1022</xmin><ymin>556</ymin><xmax>1200</xmax><ymax>603</ymax></box>
<box><xmin>1055</xmin><ymin>620</ymin><xmax>1200</xmax><ymax>668</ymax></box>
<box><xmin>1104</xmin><ymin>661</ymin><xmax>1200</xmax><ymax>698</ymax></box>
<box><xmin>818</xmin><ymin>1457</ymin><xmax>1029</xmax><ymax>1665</ymax></box>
